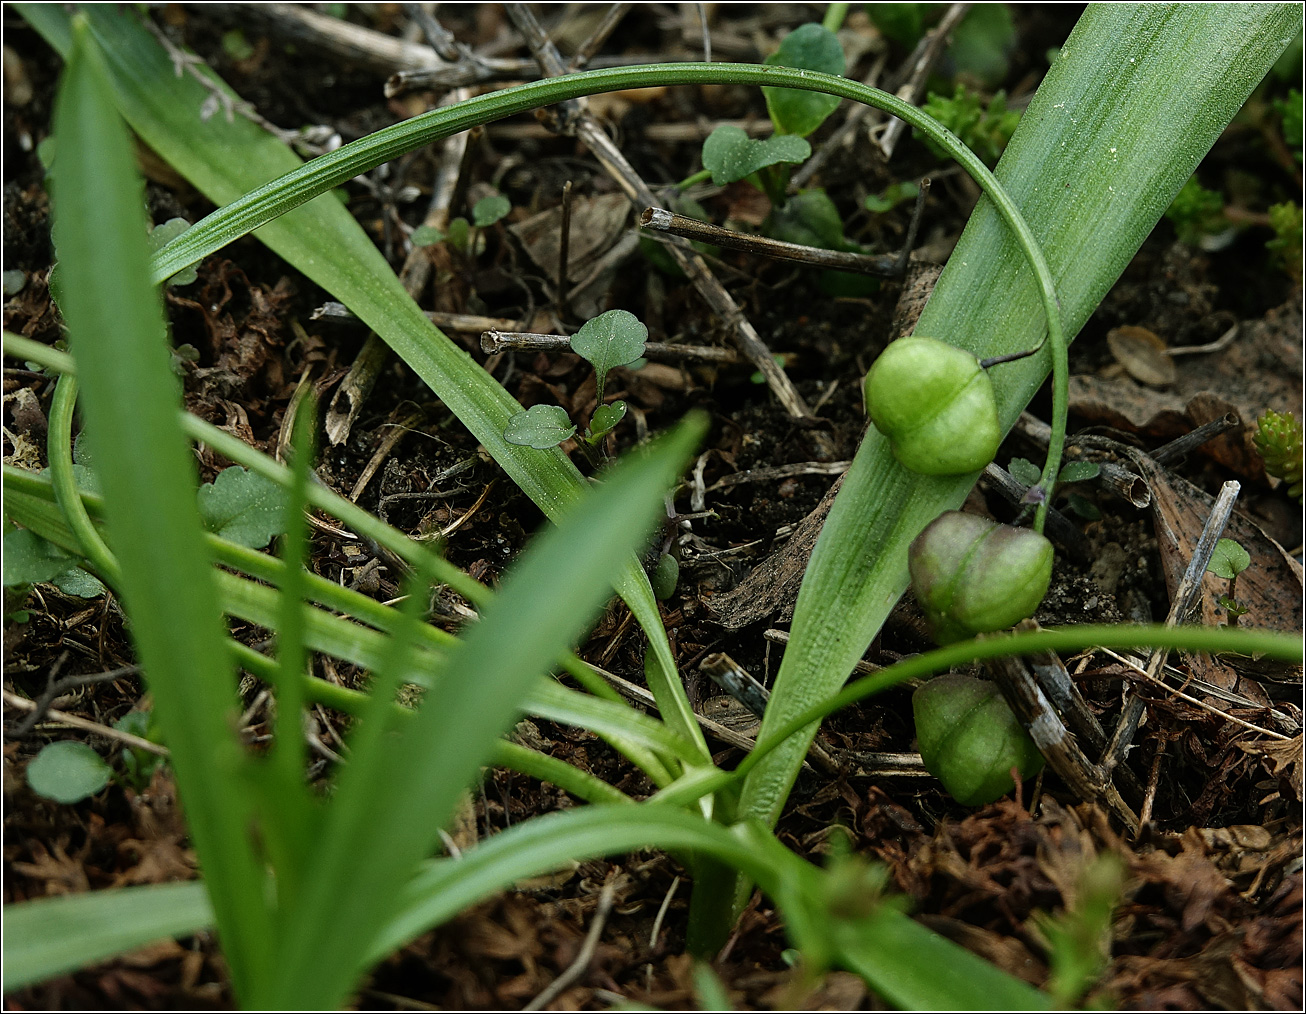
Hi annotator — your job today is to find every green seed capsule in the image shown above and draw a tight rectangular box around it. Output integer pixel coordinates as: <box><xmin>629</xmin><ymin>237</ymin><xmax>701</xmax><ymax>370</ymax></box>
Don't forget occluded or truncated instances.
<box><xmin>913</xmin><ymin>673</ymin><xmax>1045</xmax><ymax>806</ymax></box>
<box><xmin>909</xmin><ymin>511</ymin><xmax>1054</xmax><ymax>645</ymax></box>
<box><xmin>863</xmin><ymin>337</ymin><xmax>1001</xmax><ymax>475</ymax></box>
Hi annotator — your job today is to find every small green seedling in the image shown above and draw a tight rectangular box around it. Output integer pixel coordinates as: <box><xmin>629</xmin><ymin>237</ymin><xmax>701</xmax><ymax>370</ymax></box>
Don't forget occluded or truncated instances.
<box><xmin>1009</xmin><ymin>456</ymin><xmax>1103</xmax><ymax>519</ymax></box>
<box><xmin>918</xmin><ymin>85</ymin><xmax>1021</xmax><ymax>167</ymax></box>
<box><xmin>471</xmin><ymin>193</ymin><xmax>510</xmax><ymax>228</ymax></box>
<box><xmin>909</xmin><ymin>510</ymin><xmax>1054</xmax><ymax>645</ymax></box>
<box><xmin>912</xmin><ymin>673</ymin><xmax>1044</xmax><ymax>806</ymax></box>
<box><xmin>25</xmin><ymin>740</ymin><xmax>113</xmax><ymax>804</ymax></box>
<box><xmin>115</xmin><ymin>709</ymin><xmax>166</xmax><ymax>789</ymax></box>
<box><xmin>1253</xmin><ymin>408</ymin><xmax>1303</xmax><ymax>500</ymax></box>
<box><xmin>1032</xmin><ymin>852</ymin><xmax>1126</xmax><ymax>1006</ymax></box>
<box><xmin>1266</xmin><ymin>201</ymin><xmax>1303</xmax><ymax>280</ymax></box>
<box><xmin>863</xmin><ymin>337</ymin><xmax>1001</xmax><ymax>476</ymax></box>
<box><xmin>864</xmin><ymin>181</ymin><xmax>920</xmax><ymax>214</ymax></box>
<box><xmin>1164</xmin><ymin>175</ymin><xmax>1228</xmax><ymax>245</ymax></box>
<box><xmin>503</xmin><ymin>310</ymin><xmax>646</xmax><ymax>454</ymax></box>
<box><xmin>1206</xmin><ymin>537</ymin><xmax>1252</xmax><ymax>624</ymax></box>
<box><xmin>3</xmin><ymin>527</ymin><xmax>105</xmax><ymax>599</ymax></box>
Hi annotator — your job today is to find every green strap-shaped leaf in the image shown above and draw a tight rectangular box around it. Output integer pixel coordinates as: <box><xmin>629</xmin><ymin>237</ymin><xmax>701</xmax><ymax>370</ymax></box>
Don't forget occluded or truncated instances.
<box><xmin>737</xmin><ymin>3</ymin><xmax>1302</xmax><ymax>851</ymax></box>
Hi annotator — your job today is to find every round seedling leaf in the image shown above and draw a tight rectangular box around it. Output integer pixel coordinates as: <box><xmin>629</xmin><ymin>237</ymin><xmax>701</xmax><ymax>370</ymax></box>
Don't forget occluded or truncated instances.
<box><xmin>26</xmin><ymin>741</ymin><xmax>112</xmax><ymax>804</ymax></box>
<box><xmin>767</xmin><ymin>188</ymin><xmax>847</xmax><ymax>249</ymax></box>
<box><xmin>701</xmin><ymin>125</ymin><xmax>811</xmax><ymax>186</ymax></box>
<box><xmin>913</xmin><ymin>673</ymin><xmax>1044</xmax><ymax>806</ymax></box>
<box><xmin>1207</xmin><ymin>538</ymin><xmax>1251</xmax><ymax>580</ymax></box>
<box><xmin>762</xmin><ymin>23</ymin><xmax>846</xmax><ymax>138</ymax></box>
<box><xmin>589</xmin><ymin>400</ymin><xmax>627</xmax><ymax>441</ymax></box>
<box><xmin>197</xmin><ymin>466</ymin><xmax>290</xmax><ymax>549</ymax></box>
<box><xmin>503</xmin><ymin>404</ymin><xmax>577</xmax><ymax>449</ymax></box>
<box><xmin>472</xmin><ymin>193</ymin><xmax>511</xmax><ymax>227</ymax></box>
<box><xmin>3</xmin><ymin>528</ymin><xmax>77</xmax><ymax>587</ymax></box>
<box><xmin>411</xmin><ymin>224</ymin><xmax>444</xmax><ymax>246</ymax></box>
<box><xmin>1008</xmin><ymin>457</ymin><xmax>1042</xmax><ymax>487</ymax></box>
<box><xmin>571</xmin><ymin>310</ymin><xmax>647</xmax><ymax>403</ymax></box>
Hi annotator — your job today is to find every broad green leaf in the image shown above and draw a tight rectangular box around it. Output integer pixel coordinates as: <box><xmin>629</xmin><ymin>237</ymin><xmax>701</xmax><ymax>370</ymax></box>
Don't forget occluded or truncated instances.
<box><xmin>763</xmin><ymin>24</ymin><xmax>846</xmax><ymax>137</ymax></box>
<box><xmin>0</xmin><ymin>882</ymin><xmax>213</xmax><ymax>993</ymax></box>
<box><xmin>196</xmin><ymin>465</ymin><xmax>288</xmax><ymax>548</ymax></box>
<box><xmin>700</xmin><ymin>125</ymin><xmax>810</xmax><ymax>185</ymax></box>
<box><xmin>570</xmin><ymin>310</ymin><xmax>647</xmax><ymax>404</ymax></box>
<box><xmin>589</xmin><ymin>400</ymin><xmax>626</xmax><ymax>440</ymax></box>
<box><xmin>25</xmin><ymin>741</ymin><xmax>112</xmax><ymax>803</ymax></box>
<box><xmin>471</xmin><ymin>193</ymin><xmax>510</xmax><ymax>227</ymax></box>
<box><xmin>503</xmin><ymin>404</ymin><xmax>577</xmax><ymax>449</ymax></box>
<box><xmin>1207</xmin><ymin>538</ymin><xmax>1251</xmax><ymax>580</ymax></box>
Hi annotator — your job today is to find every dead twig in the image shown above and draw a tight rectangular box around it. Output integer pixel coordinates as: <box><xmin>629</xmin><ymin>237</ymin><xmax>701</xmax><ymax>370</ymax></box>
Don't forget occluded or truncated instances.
<box><xmin>503</xmin><ymin>3</ymin><xmax>832</xmax><ymax>454</ymax></box>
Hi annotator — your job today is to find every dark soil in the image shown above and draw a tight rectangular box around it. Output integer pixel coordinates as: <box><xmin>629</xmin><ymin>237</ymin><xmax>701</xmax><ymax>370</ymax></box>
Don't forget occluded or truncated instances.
<box><xmin>4</xmin><ymin>5</ymin><xmax>1302</xmax><ymax>1011</ymax></box>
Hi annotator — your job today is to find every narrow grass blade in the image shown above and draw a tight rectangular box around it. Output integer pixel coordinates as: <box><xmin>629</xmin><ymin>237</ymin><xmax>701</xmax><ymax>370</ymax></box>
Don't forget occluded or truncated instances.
<box><xmin>367</xmin><ymin>806</ymin><xmax>1049</xmax><ymax>1011</ymax></box>
<box><xmin>45</xmin><ymin>20</ymin><xmax>273</xmax><ymax>996</ymax></box>
<box><xmin>1</xmin><ymin>464</ymin><xmax>701</xmax><ymax>772</ymax></box>
<box><xmin>737</xmin><ymin>2</ymin><xmax>1302</xmax><ymax>837</ymax></box>
<box><xmin>267</xmin><ymin>416</ymin><xmax>707</xmax><ymax>1008</ymax></box>
<box><xmin>0</xmin><ymin>883</ymin><xmax>213</xmax><ymax>993</ymax></box>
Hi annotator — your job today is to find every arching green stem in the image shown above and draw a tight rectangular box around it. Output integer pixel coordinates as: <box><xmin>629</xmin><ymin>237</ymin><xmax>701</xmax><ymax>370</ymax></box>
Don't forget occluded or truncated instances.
<box><xmin>143</xmin><ymin>64</ymin><xmax>1066</xmax><ymax>476</ymax></box>
<box><xmin>47</xmin><ymin>374</ymin><xmax>120</xmax><ymax>584</ymax></box>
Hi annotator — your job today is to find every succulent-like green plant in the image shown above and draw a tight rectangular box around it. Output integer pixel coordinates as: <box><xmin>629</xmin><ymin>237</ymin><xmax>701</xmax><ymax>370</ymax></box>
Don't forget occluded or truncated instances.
<box><xmin>1253</xmin><ymin>408</ymin><xmax>1303</xmax><ymax>500</ymax></box>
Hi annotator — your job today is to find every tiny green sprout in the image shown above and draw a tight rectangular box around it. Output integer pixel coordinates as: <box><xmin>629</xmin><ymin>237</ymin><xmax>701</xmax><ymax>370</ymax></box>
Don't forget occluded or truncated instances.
<box><xmin>471</xmin><ymin>193</ymin><xmax>510</xmax><ymax>228</ymax></box>
<box><xmin>1207</xmin><ymin>537</ymin><xmax>1252</xmax><ymax>624</ymax></box>
<box><xmin>570</xmin><ymin>309</ymin><xmax>647</xmax><ymax>405</ymax></box>
<box><xmin>1253</xmin><ymin>408</ymin><xmax>1303</xmax><ymax>501</ymax></box>
<box><xmin>864</xmin><ymin>337</ymin><xmax>1000</xmax><ymax>476</ymax></box>
<box><xmin>865</xmin><ymin>181</ymin><xmax>920</xmax><ymax>214</ymax></box>
<box><xmin>410</xmin><ymin>224</ymin><xmax>444</xmax><ymax>247</ymax></box>
<box><xmin>1164</xmin><ymin>175</ymin><xmax>1227</xmax><ymax>246</ymax></box>
<box><xmin>1266</xmin><ymin>202</ymin><xmax>1303</xmax><ymax>281</ymax></box>
<box><xmin>918</xmin><ymin>86</ymin><xmax>1020</xmax><ymax>167</ymax></box>
<box><xmin>586</xmin><ymin>400</ymin><xmax>626</xmax><ymax>444</ymax></box>
<box><xmin>1009</xmin><ymin>457</ymin><xmax>1102</xmax><ymax>519</ymax></box>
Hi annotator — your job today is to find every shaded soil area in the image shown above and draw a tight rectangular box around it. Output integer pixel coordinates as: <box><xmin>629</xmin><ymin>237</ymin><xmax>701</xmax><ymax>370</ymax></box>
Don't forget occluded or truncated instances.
<box><xmin>4</xmin><ymin>5</ymin><xmax>1302</xmax><ymax>1010</ymax></box>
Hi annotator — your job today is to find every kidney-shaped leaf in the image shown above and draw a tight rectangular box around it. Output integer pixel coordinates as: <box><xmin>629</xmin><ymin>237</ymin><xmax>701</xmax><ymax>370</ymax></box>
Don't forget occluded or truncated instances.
<box><xmin>26</xmin><ymin>741</ymin><xmax>112</xmax><ymax>804</ymax></box>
